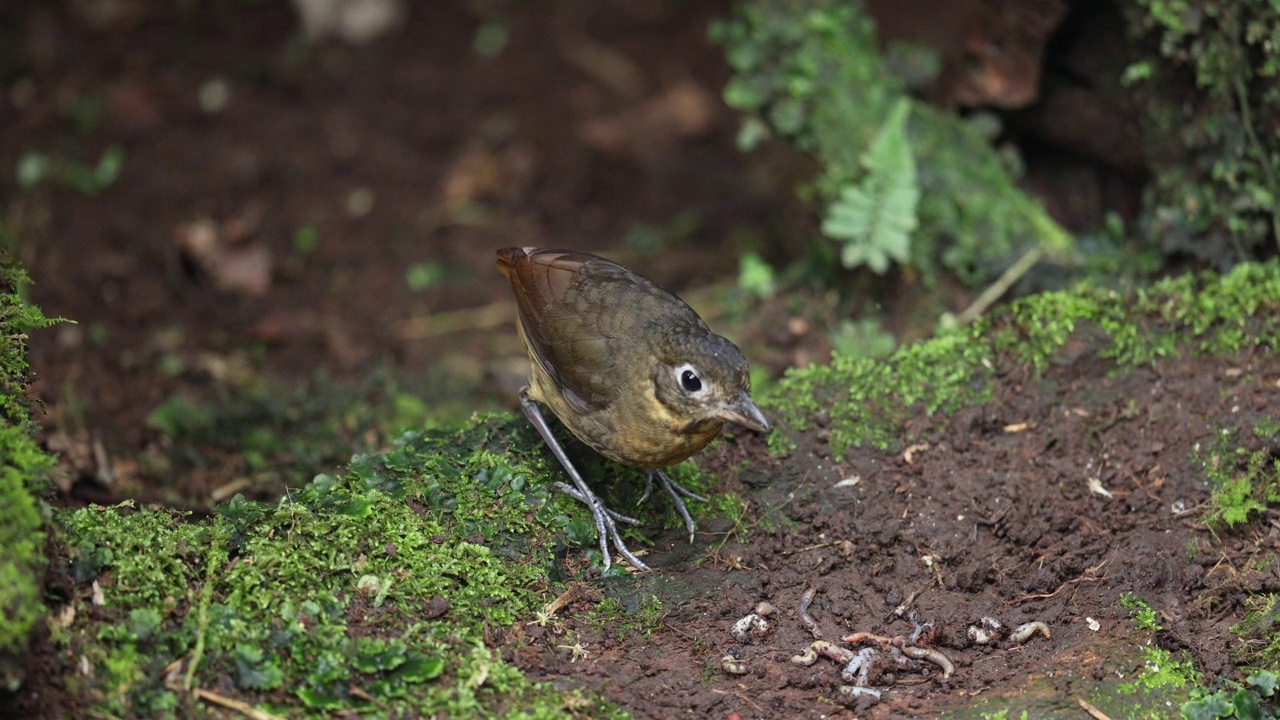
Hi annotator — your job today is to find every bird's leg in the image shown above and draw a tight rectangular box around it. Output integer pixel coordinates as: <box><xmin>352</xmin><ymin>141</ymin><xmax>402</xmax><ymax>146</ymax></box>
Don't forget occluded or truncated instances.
<box><xmin>519</xmin><ymin>388</ymin><xmax>650</xmax><ymax>572</ymax></box>
<box><xmin>644</xmin><ymin>470</ymin><xmax>707</xmax><ymax>543</ymax></box>
<box><xmin>554</xmin><ymin>483</ymin><xmax>640</xmax><ymax>524</ymax></box>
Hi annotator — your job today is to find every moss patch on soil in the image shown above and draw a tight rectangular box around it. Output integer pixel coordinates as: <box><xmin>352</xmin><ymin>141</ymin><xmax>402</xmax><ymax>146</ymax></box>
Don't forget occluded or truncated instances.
<box><xmin>0</xmin><ymin>261</ymin><xmax>57</xmax><ymax>685</ymax></box>
<box><xmin>15</xmin><ymin>261</ymin><xmax>1280</xmax><ymax>718</ymax></box>
<box><xmin>766</xmin><ymin>261</ymin><xmax>1280</xmax><ymax>459</ymax></box>
<box><xmin>54</xmin><ymin>418</ymin><xmax>641</xmax><ymax>717</ymax></box>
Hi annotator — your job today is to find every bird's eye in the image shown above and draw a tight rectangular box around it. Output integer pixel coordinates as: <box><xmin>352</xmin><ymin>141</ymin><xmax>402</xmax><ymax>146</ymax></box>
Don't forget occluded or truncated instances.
<box><xmin>679</xmin><ymin>366</ymin><xmax>702</xmax><ymax>393</ymax></box>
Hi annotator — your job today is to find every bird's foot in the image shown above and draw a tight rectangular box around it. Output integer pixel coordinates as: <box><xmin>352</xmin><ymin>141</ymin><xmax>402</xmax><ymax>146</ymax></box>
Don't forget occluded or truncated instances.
<box><xmin>554</xmin><ymin>482</ymin><xmax>650</xmax><ymax>572</ymax></box>
<box><xmin>643</xmin><ymin>470</ymin><xmax>706</xmax><ymax>543</ymax></box>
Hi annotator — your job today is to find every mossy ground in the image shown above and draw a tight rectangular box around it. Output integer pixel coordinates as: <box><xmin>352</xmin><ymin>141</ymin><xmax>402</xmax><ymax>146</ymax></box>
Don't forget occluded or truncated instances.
<box><xmin>51</xmin><ymin>418</ymin><xmax>642</xmax><ymax>718</ymax></box>
<box><xmin>0</xmin><ymin>262</ymin><xmax>57</xmax><ymax>688</ymax></box>
<box><xmin>4</xmin><ymin>262</ymin><xmax>1271</xmax><ymax>717</ymax></box>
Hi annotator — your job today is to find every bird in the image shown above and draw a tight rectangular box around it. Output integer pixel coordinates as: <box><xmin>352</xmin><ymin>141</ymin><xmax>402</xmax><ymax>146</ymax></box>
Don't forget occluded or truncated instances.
<box><xmin>496</xmin><ymin>246</ymin><xmax>771</xmax><ymax>571</ymax></box>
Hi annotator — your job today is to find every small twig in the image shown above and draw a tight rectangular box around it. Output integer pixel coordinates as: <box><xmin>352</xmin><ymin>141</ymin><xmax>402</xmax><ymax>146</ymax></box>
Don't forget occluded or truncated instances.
<box><xmin>955</xmin><ymin>247</ymin><xmax>1044</xmax><ymax>325</ymax></box>
<box><xmin>781</xmin><ymin>540</ymin><xmax>843</xmax><ymax>556</ymax></box>
<box><xmin>193</xmin><ymin>689</ymin><xmax>285</xmax><ymax>720</ymax></box>
<box><xmin>890</xmin><ymin>579</ymin><xmax>936</xmax><ymax>619</ymax></box>
<box><xmin>710</xmin><ymin>689</ymin><xmax>766</xmax><ymax>715</ymax></box>
<box><xmin>662</xmin><ymin>621</ymin><xmax>695</xmax><ymax>641</ymax></box>
<box><xmin>349</xmin><ymin>685</ymin><xmax>389</xmax><ymax>710</ymax></box>
<box><xmin>542</xmin><ymin>582</ymin><xmax>600</xmax><ymax>617</ymax></box>
<box><xmin>1077</xmin><ymin>697</ymin><xmax>1113</xmax><ymax>720</ymax></box>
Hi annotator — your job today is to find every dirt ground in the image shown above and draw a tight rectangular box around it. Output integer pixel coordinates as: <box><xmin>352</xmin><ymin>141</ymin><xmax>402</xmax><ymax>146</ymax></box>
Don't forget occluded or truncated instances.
<box><xmin>509</xmin><ymin>340</ymin><xmax>1280</xmax><ymax>718</ymax></box>
<box><xmin>3</xmin><ymin>1</ymin><xmax>1275</xmax><ymax>718</ymax></box>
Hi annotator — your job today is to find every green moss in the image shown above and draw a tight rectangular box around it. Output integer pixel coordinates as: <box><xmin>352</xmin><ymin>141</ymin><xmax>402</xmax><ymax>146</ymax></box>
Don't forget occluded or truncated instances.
<box><xmin>1121</xmin><ymin>646</ymin><xmax>1200</xmax><ymax>695</ymax></box>
<box><xmin>764</xmin><ymin>261</ymin><xmax>1280</xmax><ymax>459</ymax></box>
<box><xmin>1194</xmin><ymin>426</ymin><xmax>1280</xmax><ymax>530</ymax></box>
<box><xmin>1120</xmin><ymin>593</ymin><xmax>1163</xmax><ymax>632</ymax></box>
<box><xmin>57</xmin><ymin>418</ymin><xmax>629</xmax><ymax>717</ymax></box>
<box><xmin>0</xmin><ymin>260</ymin><xmax>58</xmax><ymax>667</ymax></box>
<box><xmin>0</xmin><ymin>425</ymin><xmax>50</xmax><ymax>658</ymax></box>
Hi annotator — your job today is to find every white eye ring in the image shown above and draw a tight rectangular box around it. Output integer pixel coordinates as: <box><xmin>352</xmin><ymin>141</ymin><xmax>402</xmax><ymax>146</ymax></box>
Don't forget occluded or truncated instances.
<box><xmin>675</xmin><ymin>363</ymin><xmax>705</xmax><ymax>394</ymax></box>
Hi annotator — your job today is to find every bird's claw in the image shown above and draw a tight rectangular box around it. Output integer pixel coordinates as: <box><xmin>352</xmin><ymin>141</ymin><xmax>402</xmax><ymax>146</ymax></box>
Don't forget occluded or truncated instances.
<box><xmin>554</xmin><ymin>482</ymin><xmax>650</xmax><ymax>571</ymax></box>
<box><xmin>645</xmin><ymin>470</ymin><xmax>705</xmax><ymax>543</ymax></box>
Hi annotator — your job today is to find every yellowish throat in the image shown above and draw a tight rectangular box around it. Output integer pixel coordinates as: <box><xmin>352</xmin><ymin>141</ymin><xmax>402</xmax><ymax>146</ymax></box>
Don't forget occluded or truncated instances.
<box><xmin>496</xmin><ymin>246</ymin><xmax>771</xmax><ymax>570</ymax></box>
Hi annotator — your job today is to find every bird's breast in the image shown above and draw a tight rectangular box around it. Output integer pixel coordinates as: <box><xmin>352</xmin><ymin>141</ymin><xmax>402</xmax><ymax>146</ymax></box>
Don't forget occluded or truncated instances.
<box><xmin>535</xmin><ymin>369</ymin><xmax>724</xmax><ymax>469</ymax></box>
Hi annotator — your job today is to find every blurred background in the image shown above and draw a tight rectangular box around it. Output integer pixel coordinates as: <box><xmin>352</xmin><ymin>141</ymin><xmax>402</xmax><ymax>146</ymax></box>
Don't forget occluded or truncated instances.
<box><xmin>2</xmin><ymin>0</ymin><xmax>1275</xmax><ymax>508</ymax></box>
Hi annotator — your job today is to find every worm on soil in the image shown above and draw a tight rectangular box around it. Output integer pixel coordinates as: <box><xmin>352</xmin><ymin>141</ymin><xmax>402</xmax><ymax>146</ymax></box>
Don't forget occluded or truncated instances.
<box><xmin>908</xmin><ymin>614</ymin><xmax>936</xmax><ymax>645</ymax></box>
<box><xmin>899</xmin><ymin>645</ymin><xmax>955</xmax><ymax>679</ymax></box>
<box><xmin>843</xmin><ymin>629</ymin><xmax>954</xmax><ymax>680</ymax></box>
<box><xmin>840</xmin><ymin>631</ymin><xmax>894</xmax><ymax>647</ymax></box>
<box><xmin>1011</xmin><ymin>621</ymin><xmax>1052</xmax><ymax>644</ymax></box>
<box><xmin>798</xmin><ymin>587</ymin><xmax>821</xmax><ymax>638</ymax></box>
<box><xmin>790</xmin><ymin>640</ymin><xmax>854</xmax><ymax>666</ymax></box>
<box><xmin>840</xmin><ymin>647</ymin><xmax>879</xmax><ymax>684</ymax></box>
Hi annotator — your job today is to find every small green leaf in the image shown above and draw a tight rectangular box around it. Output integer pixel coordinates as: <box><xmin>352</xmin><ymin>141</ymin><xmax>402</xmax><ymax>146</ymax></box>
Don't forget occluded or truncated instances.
<box><xmin>293</xmin><ymin>225</ymin><xmax>319</xmax><ymax>254</ymax></box>
<box><xmin>234</xmin><ymin>645</ymin><xmax>284</xmax><ymax>690</ymax></box>
<box><xmin>565</xmin><ymin>518</ymin><xmax>595</xmax><ymax>547</ymax></box>
<box><xmin>1230</xmin><ymin>687</ymin><xmax>1264</xmax><ymax>720</ymax></box>
<box><xmin>297</xmin><ymin>688</ymin><xmax>345</xmax><ymax>709</ymax></box>
<box><xmin>94</xmin><ymin>145</ymin><xmax>125</xmax><ymax>188</ymax></box>
<box><xmin>736</xmin><ymin>117</ymin><xmax>770</xmax><ymax>151</ymax></box>
<box><xmin>1247</xmin><ymin>670</ymin><xmax>1277</xmax><ymax>697</ymax></box>
<box><xmin>128</xmin><ymin>608</ymin><xmax>163</xmax><ymax>641</ymax></box>
<box><xmin>738</xmin><ymin>252</ymin><xmax>777</xmax><ymax>299</ymax></box>
<box><xmin>395</xmin><ymin>655</ymin><xmax>445</xmax><ymax>683</ymax></box>
<box><xmin>1180</xmin><ymin>692</ymin><xmax>1234</xmax><ymax>720</ymax></box>
<box><xmin>336</xmin><ymin>496</ymin><xmax>373</xmax><ymax>518</ymax></box>
<box><xmin>822</xmin><ymin>98</ymin><xmax>918</xmax><ymax>274</ymax></box>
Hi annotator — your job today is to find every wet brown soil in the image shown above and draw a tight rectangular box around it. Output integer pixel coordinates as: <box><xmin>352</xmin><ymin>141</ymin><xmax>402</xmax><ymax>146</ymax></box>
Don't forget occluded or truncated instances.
<box><xmin>510</xmin><ymin>343</ymin><xmax>1280</xmax><ymax>718</ymax></box>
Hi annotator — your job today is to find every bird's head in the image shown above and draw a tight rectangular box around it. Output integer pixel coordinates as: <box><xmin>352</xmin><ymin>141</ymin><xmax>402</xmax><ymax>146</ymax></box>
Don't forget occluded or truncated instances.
<box><xmin>650</xmin><ymin>329</ymin><xmax>771</xmax><ymax>434</ymax></box>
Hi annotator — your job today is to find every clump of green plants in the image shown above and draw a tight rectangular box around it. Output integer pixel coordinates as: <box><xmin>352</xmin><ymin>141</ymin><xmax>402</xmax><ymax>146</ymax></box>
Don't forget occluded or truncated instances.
<box><xmin>1180</xmin><ymin>670</ymin><xmax>1278</xmax><ymax>720</ymax></box>
<box><xmin>1193</xmin><ymin>427</ymin><xmax>1280</xmax><ymax>530</ymax></box>
<box><xmin>0</xmin><ymin>260</ymin><xmax>57</xmax><ymax>675</ymax></box>
<box><xmin>711</xmin><ymin>0</ymin><xmax>1072</xmax><ymax>285</ymax></box>
<box><xmin>1120</xmin><ymin>592</ymin><xmax>1163</xmax><ymax>632</ymax></box>
<box><xmin>586</xmin><ymin>594</ymin><xmax>665</xmax><ymax>644</ymax></box>
<box><xmin>1124</xmin><ymin>0</ymin><xmax>1280</xmax><ymax>264</ymax></box>
<box><xmin>1116</xmin><ymin>593</ymin><xmax>1206</xmax><ymax>710</ymax></box>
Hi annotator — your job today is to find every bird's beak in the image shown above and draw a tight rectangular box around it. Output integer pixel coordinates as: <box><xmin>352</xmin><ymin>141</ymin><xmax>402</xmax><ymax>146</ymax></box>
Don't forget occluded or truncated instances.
<box><xmin>719</xmin><ymin>392</ymin><xmax>772</xmax><ymax>433</ymax></box>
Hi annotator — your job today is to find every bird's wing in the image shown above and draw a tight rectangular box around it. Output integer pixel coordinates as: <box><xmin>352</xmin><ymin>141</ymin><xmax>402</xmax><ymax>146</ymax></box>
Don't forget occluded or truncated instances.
<box><xmin>496</xmin><ymin>247</ymin><xmax>618</xmax><ymax>414</ymax></box>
